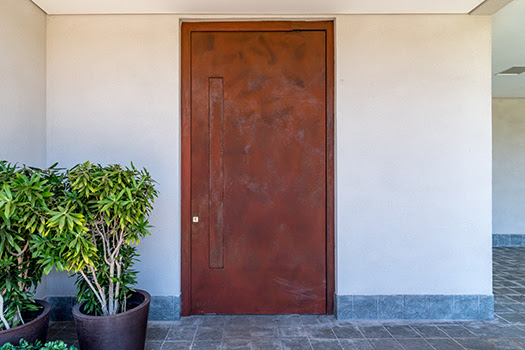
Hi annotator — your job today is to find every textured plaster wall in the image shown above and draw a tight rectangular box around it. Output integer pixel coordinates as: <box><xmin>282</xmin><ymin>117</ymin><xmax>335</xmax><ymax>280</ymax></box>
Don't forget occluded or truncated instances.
<box><xmin>335</xmin><ymin>15</ymin><xmax>492</xmax><ymax>295</ymax></box>
<box><xmin>46</xmin><ymin>15</ymin><xmax>180</xmax><ymax>296</ymax></box>
<box><xmin>46</xmin><ymin>14</ymin><xmax>493</xmax><ymax>299</ymax></box>
<box><xmin>0</xmin><ymin>0</ymin><xmax>47</xmax><ymax>167</ymax></box>
<box><xmin>493</xmin><ymin>98</ymin><xmax>525</xmax><ymax>235</ymax></box>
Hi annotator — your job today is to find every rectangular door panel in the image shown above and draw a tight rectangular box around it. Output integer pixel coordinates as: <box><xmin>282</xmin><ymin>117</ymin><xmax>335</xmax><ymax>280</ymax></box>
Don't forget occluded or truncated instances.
<box><xmin>190</xmin><ymin>29</ymin><xmax>328</xmax><ymax>314</ymax></box>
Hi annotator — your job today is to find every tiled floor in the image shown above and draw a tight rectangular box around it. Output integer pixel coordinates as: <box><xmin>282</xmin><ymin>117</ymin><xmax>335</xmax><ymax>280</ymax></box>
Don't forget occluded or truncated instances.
<box><xmin>49</xmin><ymin>247</ymin><xmax>525</xmax><ymax>350</ymax></box>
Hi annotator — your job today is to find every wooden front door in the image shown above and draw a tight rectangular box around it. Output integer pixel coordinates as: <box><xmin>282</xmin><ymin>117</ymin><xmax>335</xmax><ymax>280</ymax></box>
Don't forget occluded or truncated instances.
<box><xmin>181</xmin><ymin>21</ymin><xmax>334</xmax><ymax>315</ymax></box>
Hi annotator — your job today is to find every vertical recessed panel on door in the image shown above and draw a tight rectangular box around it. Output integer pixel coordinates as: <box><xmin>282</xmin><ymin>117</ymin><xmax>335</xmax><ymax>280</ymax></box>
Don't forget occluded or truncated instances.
<box><xmin>182</xmin><ymin>21</ymin><xmax>334</xmax><ymax>315</ymax></box>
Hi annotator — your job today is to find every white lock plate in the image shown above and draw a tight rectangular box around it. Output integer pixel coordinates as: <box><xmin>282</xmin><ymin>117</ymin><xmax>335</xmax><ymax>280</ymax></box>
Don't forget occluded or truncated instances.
<box><xmin>193</xmin><ymin>216</ymin><xmax>199</xmax><ymax>223</ymax></box>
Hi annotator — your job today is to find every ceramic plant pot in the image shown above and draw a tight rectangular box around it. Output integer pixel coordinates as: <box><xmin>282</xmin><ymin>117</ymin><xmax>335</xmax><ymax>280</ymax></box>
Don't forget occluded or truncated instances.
<box><xmin>0</xmin><ymin>299</ymin><xmax>51</xmax><ymax>346</ymax></box>
<box><xmin>73</xmin><ymin>289</ymin><xmax>150</xmax><ymax>350</ymax></box>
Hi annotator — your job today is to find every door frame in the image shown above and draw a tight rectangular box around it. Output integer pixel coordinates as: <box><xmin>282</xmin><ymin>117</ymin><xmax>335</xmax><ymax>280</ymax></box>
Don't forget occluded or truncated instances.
<box><xmin>181</xmin><ymin>20</ymin><xmax>334</xmax><ymax>316</ymax></box>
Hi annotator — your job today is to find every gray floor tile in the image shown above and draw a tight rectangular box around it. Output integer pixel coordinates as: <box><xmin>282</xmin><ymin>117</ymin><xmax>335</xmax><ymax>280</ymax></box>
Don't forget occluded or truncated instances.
<box><xmin>384</xmin><ymin>325</ymin><xmax>421</xmax><ymax>338</ymax></box>
<box><xmin>221</xmin><ymin>338</ymin><xmax>252</xmax><ymax>349</ymax></box>
<box><xmin>465</xmin><ymin>324</ymin><xmax>506</xmax><ymax>338</ymax></box>
<box><xmin>339</xmin><ymin>339</ymin><xmax>374</xmax><ymax>350</ymax></box>
<box><xmin>501</xmin><ymin>314</ymin><xmax>525</xmax><ymax>324</ymax></box>
<box><xmin>332</xmin><ymin>325</ymin><xmax>364</xmax><ymax>339</ymax></box>
<box><xmin>496</xmin><ymin>297</ymin><xmax>517</xmax><ymax>304</ymax></box>
<box><xmin>305</xmin><ymin>325</ymin><xmax>337</xmax><ymax>339</ymax></box>
<box><xmin>494</xmin><ymin>325</ymin><xmax>525</xmax><ymax>338</ymax></box>
<box><xmin>439</xmin><ymin>325</ymin><xmax>478</xmax><ymax>338</ymax></box>
<box><xmin>367</xmin><ymin>338</ymin><xmax>404</xmax><ymax>350</ymax></box>
<box><xmin>223</xmin><ymin>327</ymin><xmax>252</xmax><ymax>339</ymax></box>
<box><xmin>166</xmin><ymin>326</ymin><xmax>197</xmax><ymax>341</ymax></box>
<box><xmin>277</xmin><ymin>315</ymin><xmax>303</xmax><ymax>327</ymax></box>
<box><xmin>357</xmin><ymin>326</ymin><xmax>392</xmax><ymax>339</ymax></box>
<box><xmin>496</xmin><ymin>316</ymin><xmax>513</xmax><ymax>324</ymax></box>
<box><xmin>195</xmin><ymin>326</ymin><xmax>224</xmax><ymax>340</ymax></box>
<box><xmin>412</xmin><ymin>324</ymin><xmax>450</xmax><ymax>338</ymax></box>
<box><xmin>191</xmin><ymin>340</ymin><xmax>221</xmax><ymax>350</ymax></box>
<box><xmin>310</xmin><ymin>340</ymin><xmax>344</xmax><ymax>350</ymax></box>
<box><xmin>505</xmin><ymin>305</ymin><xmax>525</xmax><ymax>313</ymax></box>
<box><xmin>50</xmin><ymin>327</ymin><xmax>78</xmax><ymax>343</ymax></box>
<box><xmin>223</xmin><ymin>322</ymin><xmax>250</xmax><ymax>330</ymax></box>
<box><xmin>199</xmin><ymin>316</ymin><xmax>225</xmax><ymax>327</ymax></box>
<box><xmin>456</xmin><ymin>337</ymin><xmax>499</xmax><ymax>350</ymax></box>
<box><xmin>160</xmin><ymin>341</ymin><xmax>193</xmax><ymax>350</ymax></box>
<box><xmin>47</xmin><ymin>322</ymin><xmax>69</xmax><ymax>339</ymax></box>
<box><xmin>145</xmin><ymin>341</ymin><xmax>163</xmax><ymax>350</ymax></box>
<box><xmin>146</xmin><ymin>325</ymin><xmax>171</xmax><ymax>341</ymax></box>
<box><xmin>427</xmin><ymin>338</ymin><xmax>466</xmax><ymax>350</ymax></box>
<box><xmin>280</xmin><ymin>326</ymin><xmax>308</xmax><ymax>338</ymax></box>
<box><xmin>179</xmin><ymin>316</ymin><xmax>203</xmax><ymax>326</ymax></box>
<box><xmin>250</xmin><ymin>325</ymin><xmax>279</xmax><ymax>338</ymax></box>
<box><xmin>302</xmin><ymin>315</ymin><xmax>336</xmax><ymax>325</ymax></box>
<box><xmin>504</xmin><ymin>338</ymin><xmax>525</xmax><ymax>350</ymax></box>
<box><xmin>281</xmin><ymin>338</ymin><xmax>313</xmax><ymax>350</ymax></box>
<box><xmin>251</xmin><ymin>315</ymin><xmax>279</xmax><ymax>326</ymax></box>
<box><xmin>225</xmin><ymin>316</ymin><xmax>252</xmax><ymax>327</ymax></box>
<box><xmin>496</xmin><ymin>305</ymin><xmax>513</xmax><ymax>313</ymax></box>
<box><xmin>396</xmin><ymin>338</ymin><xmax>435</xmax><ymax>350</ymax></box>
<box><xmin>508</xmin><ymin>296</ymin><xmax>525</xmax><ymax>303</ymax></box>
<box><xmin>252</xmin><ymin>339</ymin><xmax>283</xmax><ymax>349</ymax></box>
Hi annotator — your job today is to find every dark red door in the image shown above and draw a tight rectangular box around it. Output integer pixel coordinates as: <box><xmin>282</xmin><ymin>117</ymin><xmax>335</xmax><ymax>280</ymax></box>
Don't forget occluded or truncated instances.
<box><xmin>188</xmin><ymin>24</ymin><xmax>331</xmax><ymax>315</ymax></box>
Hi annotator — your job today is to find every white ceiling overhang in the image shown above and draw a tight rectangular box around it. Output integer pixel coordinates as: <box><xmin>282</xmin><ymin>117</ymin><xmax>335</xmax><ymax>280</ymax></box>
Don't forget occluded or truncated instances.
<box><xmin>32</xmin><ymin>0</ymin><xmax>492</xmax><ymax>15</ymax></box>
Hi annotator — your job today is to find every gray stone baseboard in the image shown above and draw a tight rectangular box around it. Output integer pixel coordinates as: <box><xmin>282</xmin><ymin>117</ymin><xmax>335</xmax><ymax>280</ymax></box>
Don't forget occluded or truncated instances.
<box><xmin>493</xmin><ymin>234</ymin><xmax>525</xmax><ymax>247</ymax></box>
<box><xmin>148</xmin><ymin>296</ymin><xmax>181</xmax><ymax>321</ymax></box>
<box><xmin>335</xmin><ymin>294</ymin><xmax>494</xmax><ymax>320</ymax></box>
<box><xmin>47</xmin><ymin>295</ymin><xmax>181</xmax><ymax>321</ymax></box>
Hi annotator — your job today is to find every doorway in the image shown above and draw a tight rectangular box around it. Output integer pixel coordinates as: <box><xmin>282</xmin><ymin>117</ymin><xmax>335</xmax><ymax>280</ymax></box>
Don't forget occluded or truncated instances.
<box><xmin>181</xmin><ymin>21</ymin><xmax>334</xmax><ymax>316</ymax></box>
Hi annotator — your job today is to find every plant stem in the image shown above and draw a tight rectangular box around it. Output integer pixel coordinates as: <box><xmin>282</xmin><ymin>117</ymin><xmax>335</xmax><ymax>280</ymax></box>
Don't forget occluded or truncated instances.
<box><xmin>114</xmin><ymin>258</ymin><xmax>122</xmax><ymax>314</ymax></box>
<box><xmin>79</xmin><ymin>269</ymin><xmax>108</xmax><ymax>316</ymax></box>
<box><xmin>108</xmin><ymin>258</ymin><xmax>114</xmax><ymax>315</ymax></box>
<box><xmin>0</xmin><ymin>294</ymin><xmax>11</xmax><ymax>330</ymax></box>
<box><xmin>16</xmin><ymin>305</ymin><xmax>24</xmax><ymax>325</ymax></box>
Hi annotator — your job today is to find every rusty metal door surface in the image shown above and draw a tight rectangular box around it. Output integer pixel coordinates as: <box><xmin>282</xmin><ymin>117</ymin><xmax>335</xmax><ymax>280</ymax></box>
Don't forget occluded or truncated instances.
<box><xmin>188</xmin><ymin>25</ymin><xmax>330</xmax><ymax>315</ymax></box>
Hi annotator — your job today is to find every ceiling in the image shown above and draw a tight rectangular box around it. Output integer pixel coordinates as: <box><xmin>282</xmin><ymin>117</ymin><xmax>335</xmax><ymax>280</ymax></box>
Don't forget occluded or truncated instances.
<box><xmin>493</xmin><ymin>0</ymin><xmax>525</xmax><ymax>97</ymax></box>
<box><xmin>31</xmin><ymin>0</ymin><xmax>486</xmax><ymax>15</ymax></box>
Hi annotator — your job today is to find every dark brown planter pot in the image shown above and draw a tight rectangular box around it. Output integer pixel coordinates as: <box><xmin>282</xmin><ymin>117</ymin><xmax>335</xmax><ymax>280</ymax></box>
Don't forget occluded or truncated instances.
<box><xmin>72</xmin><ymin>289</ymin><xmax>150</xmax><ymax>350</ymax></box>
<box><xmin>0</xmin><ymin>299</ymin><xmax>51</xmax><ymax>347</ymax></box>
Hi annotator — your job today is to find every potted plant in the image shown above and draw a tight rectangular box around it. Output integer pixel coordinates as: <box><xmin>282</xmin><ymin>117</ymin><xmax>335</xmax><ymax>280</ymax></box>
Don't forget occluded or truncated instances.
<box><xmin>49</xmin><ymin>162</ymin><xmax>157</xmax><ymax>350</ymax></box>
<box><xmin>0</xmin><ymin>162</ymin><xmax>81</xmax><ymax>346</ymax></box>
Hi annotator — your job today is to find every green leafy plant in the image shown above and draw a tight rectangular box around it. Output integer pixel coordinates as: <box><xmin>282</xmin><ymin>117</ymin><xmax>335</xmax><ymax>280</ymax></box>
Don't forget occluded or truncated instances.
<box><xmin>0</xmin><ymin>162</ymin><xmax>85</xmax><ymax>331</ymax></box>
<box><xmin>51</xmin><ymin>162</ymin><xmax>158</xmax><ymax>316</ymax></box>
<box><xmin>1</xmin><ymin>160</ymin><xmax>156</xmax><ymax>326</ymax></box>
<box><xmin>0</xmin><ymin>339</ymin><xmax>77</xmax><ymax>350</ymax></box>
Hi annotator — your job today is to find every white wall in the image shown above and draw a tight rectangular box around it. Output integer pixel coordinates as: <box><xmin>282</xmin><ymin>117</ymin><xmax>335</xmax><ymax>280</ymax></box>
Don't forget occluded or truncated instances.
<box><xmin>46</xmin><ymin>14</ymin><xmax>493</xmax><ymax>298</ymax></box>
<box><xmin>46</xmin><ymin>15</ymin><xmax>181</xmax><ymax>296</ymax></box>
<box><xmin>493</xmin><ymin>98</ymin><xmax>525</xmax><ymax>235</ymax></box>
<box><xmin>0</xmin><ymin>0</ymin><xmax>46</xmax><ymax>167</ymax></box>
<box><xmin>336</xmin><ymin>15</ymin><xmax>492</xmax><ymax>295</ymax></box>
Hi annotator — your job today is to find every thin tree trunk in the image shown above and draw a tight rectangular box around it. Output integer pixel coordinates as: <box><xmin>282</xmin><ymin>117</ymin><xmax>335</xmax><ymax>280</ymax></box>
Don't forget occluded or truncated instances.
<box><xmin>16</xmin><ymin>256</ymin><xmax>26</xmax><ymax>325</ymax></box>
<box><xmin>0</xmin><ymin>294</ymin><xmax>10</xmax><ymax>330</ymax></box>
<box><xmin>79</xmin><ymin>269</ymin><xmax>109</xmax><ymax>316</ymax></box>
<box><xmin>108</xmin><ymin>258</ymin><xmax>115</xmax><ymax>315</ymax></box>
<box><xmin>16</xmin><ymin>305</ymin><xmax>24</xmax><ymax>325</ymax></box>
<box><xmin>114</xmin><ymin>259</ymin><xmax>122</xmax><ymax>314</ymax></box>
